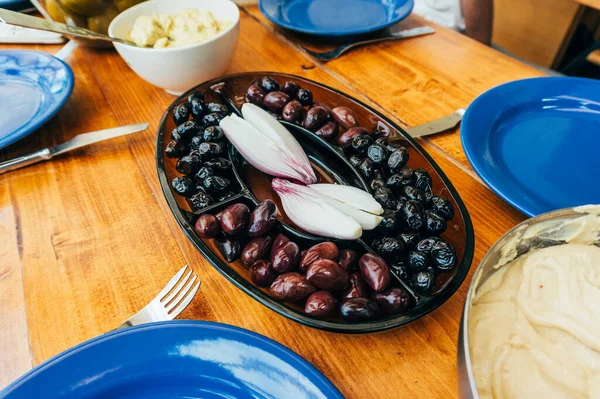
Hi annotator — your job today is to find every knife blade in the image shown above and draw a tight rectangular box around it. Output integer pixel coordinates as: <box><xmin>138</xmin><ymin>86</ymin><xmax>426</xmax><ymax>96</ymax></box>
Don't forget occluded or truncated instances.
<box><xmin>0</xmin><ymin>123</ymin><xmax>149</xmax><ymax>175</ymax></box>
<box><xmin>406</xmin><ymin>109</ymin><xmax>465</xmax><ymax>138</ymax></box>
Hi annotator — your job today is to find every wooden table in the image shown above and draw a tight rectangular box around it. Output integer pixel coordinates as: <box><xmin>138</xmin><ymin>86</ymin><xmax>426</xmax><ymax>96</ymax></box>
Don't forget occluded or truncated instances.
<box><xmin>0</xmin><ymin>8</ymin><xmax>541</xmax><ymax>398</ymax></box>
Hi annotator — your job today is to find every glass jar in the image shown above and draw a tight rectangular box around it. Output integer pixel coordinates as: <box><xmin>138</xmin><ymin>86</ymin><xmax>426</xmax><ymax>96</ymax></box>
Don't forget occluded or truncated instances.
<box><xmin>39</xmin><ymin>0</ymin><xmax>147</xmax><ymax>47</ymax></box>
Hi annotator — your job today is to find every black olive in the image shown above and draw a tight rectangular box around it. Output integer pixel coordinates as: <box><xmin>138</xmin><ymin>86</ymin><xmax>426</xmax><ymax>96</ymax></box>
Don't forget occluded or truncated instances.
<box><xmin>296</xmin><ymin>88</ymin><xmax>313</xmax><ymax>106</ymax></box>
<box><xmin>281</xmin><ymin>81</ymin><xmax>300</xmax><ymax>97</ymax></box>
<box><xmin>390</xmin><ymin>261</ymin><xmax>409</xmax><ymax>280</ymax></box>
<box><xmin>358</xmin><ymin>158</ymin><xmax>374</xmax><ymax>179</ymax></box>
<box><xmin>176</xmin><ymin>153</ymin><xmax>202</xmax><ymax>175</ymax></box>
<box><xmin>386</xmin><ymin>173</ymin><xmax>412</xmax><ymax>193</ymax></box>
<box><xmin>369</xmin><ymin>178</ymin><xmax>386</xmax><ymax>191</ymax></box>
<box><xmin>412</xmin><ymin>168</ymin><xmax>433</xmax><ymax>192</ymax></box>
<box><xmin>373</xmin><ymin>187</ymin><xmax>395</xmax><ymax>209</ymax></box>
<box><xmin>204</xmin><ymin>158</ymin><xmax>232</xmax><ymax>173</ymax></box>
<box><xmin>177</xmin><ymin>121</ymin><xmax>200</xmax><ymax>139</ymax></box>
<box><xmin>425</xmin><ymin>210</ymin><xmax>447</xmax><ymax>235</ymax></box>
<box><xmin>348</xmin><ymin>155</ymin><xmax>362</xmax><ymax>168</ymax></box>
<box><xmin>188</xmin><ymin>191</ymin><xmax>214</xmax><ymax>210</ymax></box>
<box><xmin>398</xmin><ymin>233</ymin><xmax>421</xmax><ymax>250</ymax></box>
<box><xmin>214</xmin><ymin>235</ymin><xmax>242</xmax><ymax>262</ymax></box>
<box><xmin>431</xmin><ymin>241</ymin><xmax>457</xmax><ymax>271</ymax></box>
<box><xmin>374</xmin><ymin>137</ymin><xmax>387</xmax><ymax>147</ymax></box>
<box><xmin>387</xmin><ymin>147</ymin><xmax>409</xmax><ymax>172</ymax></box>
<box><xmin>203</xmin><ymin>176</ymin><xmax>230</xmax><ymax>193</ymax></box>
<box><xmin>188</xmin><ymin>91</ymin><xmax>204</xmax><ymax>104</ymax></box>
<box><xmin>206</xmin><ymin>102</ymin><xmax>229</xmax><ymax>115</ymax></box>
<box><xmin>373</xmin><ymin>169</ymin><xmax>386</xmax><ymax>180</ymax></box>
<box><xmin>416</xmin><ymin>237</ymin><xmax>443</xmax><ymax>253</ymax></box>
<box><xmin>194</xmin><ymin>166</ymin><xmax>214</xmax><ymax>181</ymax></box>
<box><xmin>259</xmin><ymin>76</ymin><xmax>280</xmax><ymax>93</ymax></box>
<box><xmin>349</xmin><ymin>135</ymin><xmax>373</xmax><ymax>155</ymax></box>
<box><xmin>165</xmin><ymin>139</ymin><xmax>188</xmax><ymax>158</ymax></box>
<box><xmin>203</xmin><ymin>126</ymin><xmax>224</xmax><ymax>142</ymax></box>
<box><xmin>189</xmin><ymin>136</ymin><xmax>203</xmax><ymax>151</ymax></box>
<box><xmin>410</xmin><ymin>271</ymin><xmax>434</xmax><ymax>294</ymax></box>
<box><xmin>171</xmin><ymin>176</ymin><xmax>195</xmax><ymax>197</ymax></box>
<box><xmin>378</xmin><ymin>209</ymin><xmax>398</xmax><ymax>232</ymax></box>
<box><xmin>399</xmin><ymin>200</ymin><xmax>426</xmax><ymax>232</ymax></box>
<box><xmin>375</xmin><ymin>237</ymin><xmax>404</xmax><ymax>261</ymax></box>
<box><xmin>367</xmin><ymin>144</ymin><xmax>388</xmax><ymax>166</ymax></box>
<box><xmin>430</xmin><ymin>196</ymin><xmax>454</xmax><ymax>220</ymax></box>
<box><xmin>190</xmin><ymin>98</ymin><xmax>206</xmax><ymax>121</ymax></box>
<box><xmin>407</xmin><ymin>251</ymin><xmax>430</xmax><ymax>273</ymax></box>
<box><xmin>201</xmin><ymin>112</ymin><xmax>224</xmax><ymax>127</ymax></box>
<box><xmin>171</xmin><ymin>128</ymin><xmax>182</xmax><ymax>142</ymax></box>
<box><xmin>371</xmin><ymin>236</ymin><xmax>384</xmax><ymax>249</ymax></box>
<box><xmin>173</xmin><ymin>103</ymin><xmax>190</xmax><ymax>125</ymax></box>
<box><xmin>198</xmin><ymin>142</ymin><xmax>223</xmax><ymax>159</ymax></box>
<box><xmin>395</xmin><ymin>196</ymin><xmax>408</xmax><ymax>211</ymax></box>
<box><xmin>218</xmin><ymin>191</ymin><xmax>236</xmax><ymax>201</ymax></box>
<box><xmin>403</xmin><ymin>186</ymin><xmax>430</xmax><ymax>206</ymax></box>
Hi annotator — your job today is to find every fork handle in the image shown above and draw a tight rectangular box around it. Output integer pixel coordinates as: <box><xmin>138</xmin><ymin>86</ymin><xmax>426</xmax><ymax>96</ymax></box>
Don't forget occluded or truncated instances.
<box><xmin>339</xmin><ymin>26</ymin><xmax>436</xmax><ymax>57</ymax></box>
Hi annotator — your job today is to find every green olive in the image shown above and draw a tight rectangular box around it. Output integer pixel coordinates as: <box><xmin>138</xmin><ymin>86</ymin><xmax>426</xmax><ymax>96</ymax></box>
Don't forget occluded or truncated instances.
<box><xmin>114</xmin><ymin>0</ymin><xmax>145</xmax><ymax>12</ymax></box>
<box><xmin>46</xmin><ymin>0</ymin><xmax>66</xmax><ymax>23</ymax></box>
<box><xmin>58</xmin><ymin>0</ymin><xmax>105</xmax><ymax>17</ymax></box>
<box><xmin>87</xmin><ymin>6</ymin><xmax>118</xmax><ymax>34</ymax></box>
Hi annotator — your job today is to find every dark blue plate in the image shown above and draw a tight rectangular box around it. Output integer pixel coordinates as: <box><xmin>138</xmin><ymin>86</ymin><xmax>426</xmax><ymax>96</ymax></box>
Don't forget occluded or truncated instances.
<box><xmin>0</xmin><ymin>0</ymin><xmax>32</xmax><ymax>11</ymax></box>
<box><xmin>0</xmin><ymin>321</ymin><xmax>343</xmax><ymax>399</ymax></box>
<box><xmin>461</xmin><ymin>77</ymin><xmax>600</xmax><ymax>217</ymax></box>
<box><xmin>259</xmin><ymin>0</ymin><xmax>414</xmax><ymax>37</ymax></box>
<box><xmin>0</xmin><ymin>50</ymin><xmax>74</xmax><ymax>150</ymax></box>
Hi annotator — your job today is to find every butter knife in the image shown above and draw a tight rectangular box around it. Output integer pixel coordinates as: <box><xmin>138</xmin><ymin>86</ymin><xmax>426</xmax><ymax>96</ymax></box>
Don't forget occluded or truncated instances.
<box><xmin>0</xmin><ymin>123</ymin><xmax>149</xmax><ymax>175</ymax></box>
<box><xmin>406</xmin><ymin>109</ymin><xmax>465</xmax><ymax>138</ymax></box>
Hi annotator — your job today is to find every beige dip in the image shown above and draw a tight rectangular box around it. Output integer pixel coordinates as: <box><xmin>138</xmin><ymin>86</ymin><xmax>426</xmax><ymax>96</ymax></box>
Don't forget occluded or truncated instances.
<box><xmin>469</xmin><ymin>242</ymin><xmax>600</xmax><ymax>398</ymax></box>
<box><xmin>128</xmin><ymin>9</ymin><xmax>230</xmax><ymax>48</ymax></box>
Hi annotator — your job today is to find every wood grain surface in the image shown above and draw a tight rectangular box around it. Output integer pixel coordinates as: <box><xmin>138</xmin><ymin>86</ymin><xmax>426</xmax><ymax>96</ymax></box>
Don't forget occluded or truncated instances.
<box><xmin>0</xmin><ymin>8</ymin><xmax>537</xmax><ymax>398</ymax></box>
<box><xmin>575</xmin><ymin>0</ymin><xmax>600</xmax><ymax>10</ymax></box>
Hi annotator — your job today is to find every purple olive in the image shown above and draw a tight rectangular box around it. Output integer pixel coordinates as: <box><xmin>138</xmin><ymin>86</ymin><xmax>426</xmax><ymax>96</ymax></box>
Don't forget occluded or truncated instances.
<box><xmin>263</xmin><ymin>91</ymin><xmax>290</xmax><ymax>112</ymax></box>
<box><xmin>281</xmin><ymin>81</ymin><xmax>300</xmax><ymax>98</ymax></box>
<box><xmin>306</xmin><ymin>259</ymin><xmax>350</xmax><ymax>291</ymax></box>
<box><xmin>247</xmin><ymin>200</ymin><xmax>278</xmax><ymax>237</ymax></box>
<box><xmin>372</xmin><ymin>287</ymin><xmax>413</xmax><ymax>315</ymax></box>
<box><xmin>270</xmin><ymin>233</ymin><xmax>290</xmax><ymax>259</ymax></box>
<box><xmin>282</xmin><ymin>100</ymin><xmax>303</xmax><ymax>123</ymax></box>
<box><xmin>331</xmin><ymin>106</ymin><xmax>359</xmax><ymax>129</ymax></box>
<box><xmin>337</xmin><ymin>127</ymin><xmax>369</xmax><ymax>146</ymax></box>
<box><xmin>305</xmin><ymin>291</ymin><xmax>337</xmax><ymax>318</ymax></box>
<box><xmin>269</xmin><ymin>272</ymin><xmax>316</xmax><ymax>301</ymax></box>
<box><xmin>341</xmin><ymin>272</ymin><xmax>369</xmax><ymax>301</ymax></box>
<box><xmin>245</xmin><ymin>84</ymin><xmax>266</xmax><ymax>106</ymax></box>
<box><xmin>300</xmin><ymin>242</ymin><xmax>339</xmax><ymax>272</ymax></box>
<box><xmin>271</xmin><ymin>241</ymin><xmax>301</xmax><ymax>273</ymax></box>
<box><xmin>219</xmin><ymin>203</ymin><xmax>250</xmax><ymax>236</ymax></box>
<box><xmin>241</xmin><ymin>236</ymin><xmax>273</xmax><ymax>267</ymax></box>
<box><xmin>296</xmin><ymin>88</ymin><xmax>313</xmax><ymax>106</ymax></box>
<box><xmin>340</xmin><ymin>298</ymin><xmax>378</xmax><ymax>321</ymax></box>
<box><xmin>249</xmin><ymin>260</ymin><xmax>277</xmax><ymax>287</ymax></box>
<box><xmin>214</xmin><ymin>236</ymin><xmax>242</xmax><ymax>262</ymax></box>
<box><xmin>338</xmin><ymin>249</ymin><xmax>358</xmax><ymax>271</ymax></box>
<box><xmin>314</xmin><ymin>121</ymin><xmax>338</xmax><ymax>141</ymax></box>
<box><xmin>359</xmin><ymin>253</ymin><xmax>391</xmax><ymax>292</ymax></box>
<box><xmin>194</xmin><ymin>214</ymin><xmax>220</xmax><ymax>239</ymax></box>
<box><xmin>303</xmin><ymin>106</ymin><xmax>329</xmax><ymax>131</ymax></box>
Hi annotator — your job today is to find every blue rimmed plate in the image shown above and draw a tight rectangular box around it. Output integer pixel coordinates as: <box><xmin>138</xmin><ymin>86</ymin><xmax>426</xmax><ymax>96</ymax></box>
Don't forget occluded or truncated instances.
<box><xmin>0</xmin><ymin>50</ymin><xmax>74</xmax><ymax>149</ymax></box>
<box><xmin>0</xmin><ymin>0</ymin><xmax>32</xmax><ymax>11</ymax></box>
<box><xmin>259</xmin><ymin>0</ymin><xmax>414</xmax><ymax>37</ymax></box>
<box><xmin>461</xmin><ymin>77</ymin><xmax>600</xmax><ymax>217</ymax></box>
<box><xmin>0</xmin><ymin>321</ymin><xmax>343</xmax><ymax>399</ymax></box>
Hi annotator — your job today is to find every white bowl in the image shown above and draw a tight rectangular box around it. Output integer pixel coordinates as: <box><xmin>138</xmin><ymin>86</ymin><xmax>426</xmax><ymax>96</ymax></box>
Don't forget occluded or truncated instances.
<box><xmin>108</xmin><ymin>0</ymin><xmax>240</xmax><ymax>95</ymax></box>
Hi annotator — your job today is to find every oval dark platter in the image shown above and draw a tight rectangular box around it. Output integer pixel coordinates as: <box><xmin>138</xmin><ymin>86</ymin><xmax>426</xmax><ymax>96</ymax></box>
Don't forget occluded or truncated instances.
<box><xmin>156</xmin><ymin>72</ymin><xmax>475</xmax><ymax>333</ymax></box>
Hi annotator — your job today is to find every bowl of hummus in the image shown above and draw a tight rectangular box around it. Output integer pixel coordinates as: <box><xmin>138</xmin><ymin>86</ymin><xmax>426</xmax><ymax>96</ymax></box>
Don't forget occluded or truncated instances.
<box><xmin>108</xmin><ymin>0</ymin><xmax>239</xmax><ymax>95</ymax></box>
<box><xmin>458</xmin><ymin>205</ymin><xmax>600</xmax><ymax>399</ymax></box>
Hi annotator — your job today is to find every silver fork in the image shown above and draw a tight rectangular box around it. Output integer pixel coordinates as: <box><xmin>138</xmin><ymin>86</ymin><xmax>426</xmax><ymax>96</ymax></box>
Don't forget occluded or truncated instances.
<box><xmin>115</xmin><ymin>265</ymin><xmax>201</xmax><ymax>330</ymax></box>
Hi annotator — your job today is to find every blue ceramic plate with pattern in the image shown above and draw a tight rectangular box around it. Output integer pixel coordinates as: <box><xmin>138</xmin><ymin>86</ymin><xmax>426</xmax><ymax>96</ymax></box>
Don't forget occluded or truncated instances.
<box><xmin>0</xmin><ymin>0</ymin><xmax>32</xmax><ymax>11</ymax></box>
<box><xmin>0</xmin><ymin>321</ymin><xmax>343</xmax><ymax>399</ymax></box>
<box><xmin>259</xmin><ymin>0</ymin><xmax>414</xmax><ymax>36</ymax></box>
<box><xmin>0</xmin><ymin>50</ymin><xmax>74</xmax><ymax>149</ymax></box>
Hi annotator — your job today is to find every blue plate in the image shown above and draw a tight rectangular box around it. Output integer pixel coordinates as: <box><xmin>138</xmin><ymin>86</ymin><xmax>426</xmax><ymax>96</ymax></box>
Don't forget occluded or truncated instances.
<box><xmin>0</xmin><ymin>0</ymin><xmax>32</xmax><ymax>11</ymax></box>
<box><xmin>461</xmin><ymin>77</ymin><xmax>600</xmax><ymax>217</ymax></box>
<box><xmin>0</xmin><ymin>50</ymin><xmax>74</xmax><ymax>150</ymax></box>
<box><xmin>259</xmin><ymin>0</ymin><xmax>414</xmax><ymax>37</ymax></box>
<box><xmin>0</xmin><ymin>321</ymin><xmax>343</xmax><ymax>399</ymax></box>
